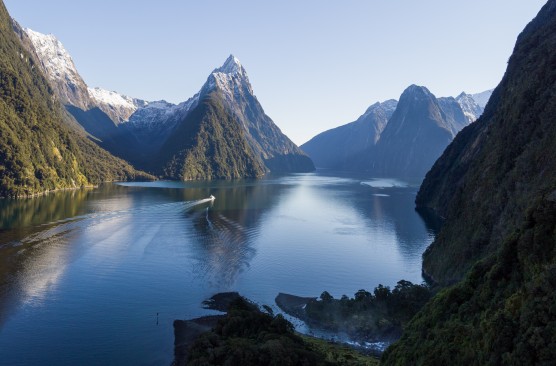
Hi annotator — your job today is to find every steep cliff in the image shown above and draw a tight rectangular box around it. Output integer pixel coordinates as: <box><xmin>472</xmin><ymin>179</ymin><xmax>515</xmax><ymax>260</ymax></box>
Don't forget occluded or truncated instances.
<box><xmin>383</xmin><ymin>1</ymin><xmax>556</xmax><ymax>363</ymax></box>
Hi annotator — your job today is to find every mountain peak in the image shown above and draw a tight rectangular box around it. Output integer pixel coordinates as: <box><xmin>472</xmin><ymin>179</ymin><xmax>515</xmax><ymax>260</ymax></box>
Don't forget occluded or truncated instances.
<box><xmin>22</xmin><ymin>27</ymin><xmax>92</xmax><ymax>109</ymax></box>
<box><xmin>201</xmin><ymin>54</ymin><xmax>252</xmax><ymax>97</ymax></box>
<box><xmin>214</xmin><ymin>54</ymin><xmax>244</xmax><ymax>75</ymax></box>
<box><xmin>23</xmin><ymin>27</ymin><xmax>76</xmax><ymax>78</ymax></box>
<box><xmin>398</xmin><ymin>85</ymin><xmax>435</xmax><ymax>106</ymax></box>
<box><xmin>403</xmin><ymin>84</ymin><xmax>432</xmax><ymax>96</ymax></box>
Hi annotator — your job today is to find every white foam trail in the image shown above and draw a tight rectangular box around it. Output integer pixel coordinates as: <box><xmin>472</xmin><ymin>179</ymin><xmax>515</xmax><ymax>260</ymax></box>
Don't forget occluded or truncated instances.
<box><xmin>361</xmin><ymin>179</ymin><xmax>408</xmax><ymax>188</ymax></box>
<box><xmin>21</xmin><ymin>199</ymin><xmax>213</xmax><ymax>245</ymax></box>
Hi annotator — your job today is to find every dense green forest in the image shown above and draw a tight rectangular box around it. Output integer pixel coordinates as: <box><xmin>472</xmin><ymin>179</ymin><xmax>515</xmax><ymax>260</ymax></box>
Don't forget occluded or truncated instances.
<box><xmin>0</xmin><ymin>1</ymin><xmax>150</xmax><ymax>198</ymax></box>
<box><xmin>416</xmin><ymin>0</ymin><xmax>556</xmax><ymax>286</ymax></box>
<box><xmin>383</xmin><ymin>198</ymin><xmax>556</xmax><ymax>365</ymax></box>
<box><xmin>185</xmin><ymin>297</ymin><xmax>379</xmax><ymax>366</ymax></box>
<box><xmin>277</xmin><ymin>281</ymin><xmax>431</xmax><ymax>344</ymax></box>
<box><xmin>382</xmin><ymin>1</ymin><xmax>556</xmax><ymax>364</ymax></box>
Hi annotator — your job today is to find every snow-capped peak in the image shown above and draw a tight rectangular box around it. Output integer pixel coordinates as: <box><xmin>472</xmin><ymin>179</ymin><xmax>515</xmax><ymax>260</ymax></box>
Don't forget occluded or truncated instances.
<box><xmin>201</xmin><ymin>54</ymin><xmax>253</xmax><ymax>98</ymax></box>
<box><xmin>214</xmin><ymin>54</ymin><xmax>244</xmax><ymax>75</ymax></box>
<box><xmin>455</xmin><ymin>92</ymin><xmax>484</xmax><ymax>123</ymax></box>
<box><xmin>23</xmin><ymin>27</ymin><xmax>80</xmax><ymax>86</ymax></box>
<box><xmin>88</xmin><ymin>87</ymin><xmax>147</xmax><ymax>124</ymax></box>
<box><xmin>88</xmin><ymin>87</ymin><xmax>141</xmax><ymax>109</ymax></box>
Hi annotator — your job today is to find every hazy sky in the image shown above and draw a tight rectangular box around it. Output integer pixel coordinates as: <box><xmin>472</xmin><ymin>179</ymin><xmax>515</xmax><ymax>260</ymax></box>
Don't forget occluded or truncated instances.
<box><xmin>5</xmin><ymin>0</ymin><xmax>547</xmax><ymax>145</ymax></box>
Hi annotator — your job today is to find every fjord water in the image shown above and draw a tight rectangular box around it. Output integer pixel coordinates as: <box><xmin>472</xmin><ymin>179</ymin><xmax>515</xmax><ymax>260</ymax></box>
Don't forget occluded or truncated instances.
<box><xmin>0</xmin><ymin>173</ymin><xmax>434</xmax><ymax>365</ymax></box>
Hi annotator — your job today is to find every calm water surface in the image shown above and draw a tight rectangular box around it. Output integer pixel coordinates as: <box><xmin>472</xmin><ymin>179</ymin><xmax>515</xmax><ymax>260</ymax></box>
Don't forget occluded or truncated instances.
<box><xmin>0</xmin><ymin>172</ymin><xmax>435</xmax><ymax>365</ymax></box>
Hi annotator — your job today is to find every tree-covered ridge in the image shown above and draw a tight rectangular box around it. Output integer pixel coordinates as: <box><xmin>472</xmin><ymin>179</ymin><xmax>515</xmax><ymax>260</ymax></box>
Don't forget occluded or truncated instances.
<box><xmin>305</xmin><ymin>281</ymin><xmax>431</xmax><ymax>343</ymax></box>
<box><xmin>382</xmin><ymin>196</ymin><xmax>556</xmax><ymax>365</ymax></box>
<box><xmin>382</xmin><ymin>0</ymin><xmax>556</xmax><ymax>364</ymax></box>
<box><xmin>160</xmin><ymin>92</ymin><xmax>266</xmax><ymax>180</ymax></box>
<box><xmin>416</xmin><ymin>0</ymin><xmax>556</xmax><ymax>285</ymax></box>
<box><xmin>186</xmin><ymin>297</ymin><xmax>379</xmax><ymax>366</ymax></box>
<box><xmin>276</xmin><ymin>281</ymin><xmax>431</xmax><ymax>346</ymax></box>
<box><xmin>0</xmin><ymin>1</ymin><xmax>150</xmax><ymax>198</ymax></box>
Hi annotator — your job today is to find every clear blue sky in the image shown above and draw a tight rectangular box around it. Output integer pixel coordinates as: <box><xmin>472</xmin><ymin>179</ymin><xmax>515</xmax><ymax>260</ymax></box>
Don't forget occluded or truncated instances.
<box><xmin>4</xmin><ymin>0</ymin><xmax>547</xmax><ymax>145</ymax></box>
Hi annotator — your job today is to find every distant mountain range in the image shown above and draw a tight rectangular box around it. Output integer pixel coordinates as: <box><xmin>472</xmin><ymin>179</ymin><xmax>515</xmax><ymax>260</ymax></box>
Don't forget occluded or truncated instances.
<box><xmin>301</xmin><ymin>85</ymin><xmax>492</xmax><ymax>178</ymax></box>
<box><xmin>2</xmin><ymin>0</ymin><xmax>496</xmax><ymax>195</ymax></box>
<box><xmin>18</xmin><ymin>27</ymin><xmax>314</xmax><ymax>180</ymax></box>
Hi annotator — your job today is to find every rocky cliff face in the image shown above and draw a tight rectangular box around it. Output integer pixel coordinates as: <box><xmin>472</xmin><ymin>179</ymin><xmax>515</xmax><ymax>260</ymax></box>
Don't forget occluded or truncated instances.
<box><xmin>301</xmin><ymin>86</ymin><xmax>486</xmax><ymax>177</ymax></box>
<box><xmin>383</xmin><ymin>1</ymin><xmax>556</xmax><ymax>363</ymax></box>
<box><xmin>362</xmin><ymin>85</ymin><xmax>458</xmax><ymax>178</ymax></box>
<box><xmin>18</xmin><ymin>25</ymin><xmax>93</xmax><ymax>111</ymax></box>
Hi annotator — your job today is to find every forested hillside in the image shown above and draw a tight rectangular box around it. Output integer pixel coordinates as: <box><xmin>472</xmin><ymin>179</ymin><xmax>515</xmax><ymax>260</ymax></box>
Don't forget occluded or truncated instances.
<box><xmin>0</xmin><ymin>1</ymin><xmax>150</xmax><ymax>198</ymax></box>
<box><xmin>383</xmin><ymin>1</ymin><xmax>556</xmax><ymax>363</ymax></box>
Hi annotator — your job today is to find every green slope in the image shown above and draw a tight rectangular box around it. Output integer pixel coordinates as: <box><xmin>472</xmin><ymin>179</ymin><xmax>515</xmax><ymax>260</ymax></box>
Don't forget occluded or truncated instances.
<box><xmin>416</xmin><ymin>0</ymin><xmax>556</xmax><ymax>286</ymax></box>
<box><xmin>159</xmin><ymin>92</ymin><xmax>266</xmax><ymax>180</ymax></box>
<box><xmin>0</xmin><ymin>1</ymin><xmax>150</xmax><ymax>198</ymax></box>
<box><xmin>382</xmin><ymin>1</ymin><xmax>556</xmax><ymax>364</ymax></box>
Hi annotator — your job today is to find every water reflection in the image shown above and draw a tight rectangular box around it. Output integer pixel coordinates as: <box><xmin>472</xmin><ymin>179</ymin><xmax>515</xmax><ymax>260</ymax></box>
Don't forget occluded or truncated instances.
<box><xmin>0</xmin><ymin>181</ymin><xmax>291</xmax><ymax>328</ymax></box>
<box><xmin>0</xmin><ymin>174</ymin><xmax>436</xmax><ymax>365</ymax></box>
<box><xmin>185</xmin><ymin>183</ymin><xmax>290</xmax><ymax>288</ymax></box>
<box><xmin>354</xmin><ymin>188</ymin><xmax>436</xmax><ymax>262</ymax></box>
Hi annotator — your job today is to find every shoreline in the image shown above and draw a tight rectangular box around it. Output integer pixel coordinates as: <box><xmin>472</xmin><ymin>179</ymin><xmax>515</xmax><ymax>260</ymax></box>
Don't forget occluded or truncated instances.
<box><xmin>0</xmin><ymin>177</ymin><xmax>159</xmax><ymax>200</ymax></box>
<box><xmin>0</xmin><ymin>184</ymin><xmax>98</xmax><ymax>199</ymax></box>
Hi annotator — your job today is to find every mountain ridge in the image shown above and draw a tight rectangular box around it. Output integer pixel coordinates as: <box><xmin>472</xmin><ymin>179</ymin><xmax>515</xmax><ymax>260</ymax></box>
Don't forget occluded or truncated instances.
<box><xmin>19</xmin><ymin>27</ymin><xmax>314</xmax><ymax>178</ymax></box>
<box><xmin>302</xmin><ymin>84</ymin><xmax>488</xmax><ymax>177</ymax></box>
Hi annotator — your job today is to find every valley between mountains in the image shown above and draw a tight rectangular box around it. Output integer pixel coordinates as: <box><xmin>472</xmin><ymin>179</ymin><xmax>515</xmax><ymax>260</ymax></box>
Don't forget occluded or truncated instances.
<box><xmin>6</xmin><ymin>14</ymin><xmax>493</xmax><ymax>197</ymax></box>
<box><xmin>1</xmin><ymin>0</ymin><xmax>555</xmax><ymax>365</ymax></box>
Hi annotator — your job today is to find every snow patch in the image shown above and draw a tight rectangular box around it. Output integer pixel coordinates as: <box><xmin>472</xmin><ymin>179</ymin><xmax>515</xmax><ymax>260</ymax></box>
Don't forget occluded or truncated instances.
<box><xmin>23</xmin><ymin>28</ymin><xmax>80</xmax><ymax>86</ymax></box>
<box><xmin>88</xmin><ymin>87</ymin><xmax>139</xmax><ymax>109</ymax></box>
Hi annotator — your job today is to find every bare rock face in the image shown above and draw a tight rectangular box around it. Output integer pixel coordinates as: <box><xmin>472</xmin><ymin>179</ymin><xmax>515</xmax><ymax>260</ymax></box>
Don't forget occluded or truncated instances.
<box><xmin>18</xmin><ymin>26</ymin><xmax>93</xmax><ymax>110</ymax></box>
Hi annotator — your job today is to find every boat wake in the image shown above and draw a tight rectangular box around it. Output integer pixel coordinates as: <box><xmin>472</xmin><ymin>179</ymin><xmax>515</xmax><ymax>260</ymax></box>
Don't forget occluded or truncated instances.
<box><xmin>16</xmin><ymin>199</ymin><xmax>214</xmax><ymax>246</ymax></box>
